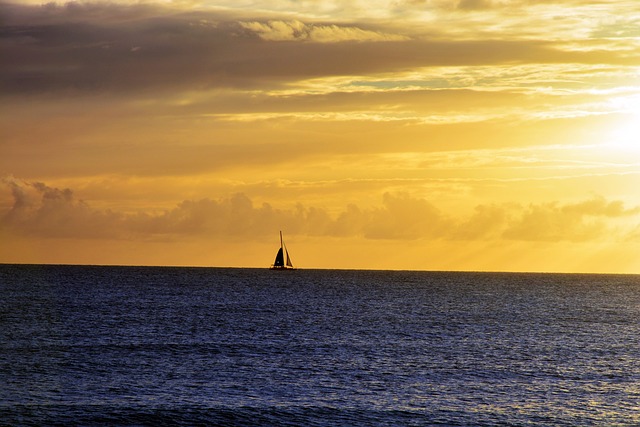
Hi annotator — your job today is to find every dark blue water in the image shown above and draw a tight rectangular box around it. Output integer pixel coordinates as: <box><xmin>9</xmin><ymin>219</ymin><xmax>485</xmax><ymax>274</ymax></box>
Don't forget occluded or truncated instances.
<box><xmin>1</xmin><ymin>265</ymin><xmax>639</xmax><ymax>426</ymax></box>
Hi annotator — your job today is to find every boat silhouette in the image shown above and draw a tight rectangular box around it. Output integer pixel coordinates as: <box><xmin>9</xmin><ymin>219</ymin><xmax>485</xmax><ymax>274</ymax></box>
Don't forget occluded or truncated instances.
<box><xmin>270</xmin><ymin>231</ymin><xmax>295</xmax><ymax>270</ymax></box>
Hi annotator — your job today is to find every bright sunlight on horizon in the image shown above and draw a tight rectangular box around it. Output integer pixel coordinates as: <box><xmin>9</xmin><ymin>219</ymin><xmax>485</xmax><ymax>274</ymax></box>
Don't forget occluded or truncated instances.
<box><xmin>1</xmin><ymin>0</ymin><xmax>640</xmax><ymax>273</ymax></box>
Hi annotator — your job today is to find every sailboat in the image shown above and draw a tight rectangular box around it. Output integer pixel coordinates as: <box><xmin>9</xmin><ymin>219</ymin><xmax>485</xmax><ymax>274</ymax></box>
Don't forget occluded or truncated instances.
<box><xmin>270</xmin><ymin>231</ymin><xmax>295</xmax><ymax>270</ymax></box>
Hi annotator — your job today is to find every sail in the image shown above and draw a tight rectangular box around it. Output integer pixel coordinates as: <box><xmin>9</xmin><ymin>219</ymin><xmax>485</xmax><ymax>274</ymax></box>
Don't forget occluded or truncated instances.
<box><xmin>270</xmin><ymin>231</ymin><xmax>295</xmax><ymax>269</ymax></box>
<box><xmin>273</xmin><ymin>248</ymin><xmax>285</xmax><ymax>267</ymax></box>
<box><xmin>285</xmin><ymin>246</ymin><xmax>293</xmax><ymax>268</ymax></box>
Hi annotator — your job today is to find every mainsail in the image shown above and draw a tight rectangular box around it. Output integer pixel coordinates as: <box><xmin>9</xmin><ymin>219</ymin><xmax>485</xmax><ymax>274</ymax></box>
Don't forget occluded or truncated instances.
<box><xmin>270</xmin><ymin>231</ymin><xmax>295</xmax><ymax>270</ymax></box>
<box><xmin>273</xmin><ymin>248</ymin><xmax>285</xmax><ymax>267</ymax></box>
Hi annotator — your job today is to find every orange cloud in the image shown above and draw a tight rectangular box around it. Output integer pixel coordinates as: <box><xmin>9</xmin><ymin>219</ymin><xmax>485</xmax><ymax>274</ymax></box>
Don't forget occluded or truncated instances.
<box><xmin>3</xmin><ymin>178</ymin><xmax>638</xmax><ymax>244</ymax></box>
<box><xmin>503</xmin><ymin>197</ymin><xmax>640</xmax><ymax>242</ymax></box>
<box><xmin>2</xmin><ymin>178</ymin><xmax>123</xmax><ymax>239</ymax></box>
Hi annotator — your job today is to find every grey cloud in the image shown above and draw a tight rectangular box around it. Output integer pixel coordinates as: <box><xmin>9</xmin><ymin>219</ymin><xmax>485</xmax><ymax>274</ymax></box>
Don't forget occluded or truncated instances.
<box><xmin>1</xmin><ymin>3</ymin><xmax>253</xmax><ymax>94</ymax></box>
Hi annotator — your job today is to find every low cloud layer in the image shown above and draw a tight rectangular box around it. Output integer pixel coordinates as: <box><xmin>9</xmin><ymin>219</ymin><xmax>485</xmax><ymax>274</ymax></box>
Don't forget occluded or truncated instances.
<box><xmin>3</xmin><ymin>178</ymin><xmax>638</xmax><ymax>243</ymax></box>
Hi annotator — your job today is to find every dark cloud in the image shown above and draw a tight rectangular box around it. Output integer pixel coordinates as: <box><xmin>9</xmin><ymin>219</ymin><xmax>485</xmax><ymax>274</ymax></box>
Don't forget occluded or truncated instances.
<box><xmin>1</xmin><ymin>2</ymin><xmax>253</xmax><ymax>94</ymax></box>
<box><xmin>0</xmin><ymin>2</ymin><xmax>625</xmax><ymax>97</ymax></box>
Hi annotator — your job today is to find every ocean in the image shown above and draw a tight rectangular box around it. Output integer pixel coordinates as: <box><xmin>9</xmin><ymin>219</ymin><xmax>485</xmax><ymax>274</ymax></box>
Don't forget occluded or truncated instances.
<box><xmin>1</xmin><ymin>264</ymin><xmax>639</xmax><ymax>426</ymax></box>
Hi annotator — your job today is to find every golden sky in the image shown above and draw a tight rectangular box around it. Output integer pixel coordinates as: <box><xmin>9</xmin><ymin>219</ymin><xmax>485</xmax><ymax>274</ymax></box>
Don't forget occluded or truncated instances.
<box><xmin>1</xmin><ymin>0</ymin><xmax>640</xmax><ymax>272</ymax></box>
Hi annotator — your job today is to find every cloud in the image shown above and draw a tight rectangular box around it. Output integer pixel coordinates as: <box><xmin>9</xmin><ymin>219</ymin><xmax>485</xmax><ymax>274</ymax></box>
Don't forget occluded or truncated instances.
<box><xmin>456</xmin><ymin>0</ymin><xmax>496</xmax><ymax>10</ymax></box>
<box><xmin>502</xmin><ymin>197</ymin><xmax>640</xmax><ymax>242</ymax></box>
<box><xmin>1</xmin><ymin>2</ymin><xmax>631</xmax><ymax>97</ymax></box>
<box><xmin>629</xmin><ymin>224</ymin><xmax>640</xmax><ymax>242</ymax></box>
<box><xmin>1</xmin><ymin>177</ymin><xmax>123</xmax><ymax>238</ymax></box>
<box><xmin>240</xmin><ymin>20</ymin><xmax>307</xmax><ymax>42</ymax></box>
<box><xmin>0</xmin><ymin>178</ymin><xmax>330</xmax><ymax>240</ymax></box>
<box><xmin>3</xmin><ymin>178</ymin><xmax>638</xmax><ymax>243</ymax></box>
<box><xmin>562</xmin><ymin>196</ymin><xmax>640</xmax><ymax>217</ymax></box>
<box><xmin>453</xmin><ymin>203</ymin><xmax>510</xmax><ymax>239</ymax></box>
<box><xmin>363</xmin><ymin>193</ymin><xmax>452</xmax><ymax>239</ymax></box>
<box><xmin>239</xmin><ymin>20</ymin><xmax>408</xmax><ymax>42</ymax></box>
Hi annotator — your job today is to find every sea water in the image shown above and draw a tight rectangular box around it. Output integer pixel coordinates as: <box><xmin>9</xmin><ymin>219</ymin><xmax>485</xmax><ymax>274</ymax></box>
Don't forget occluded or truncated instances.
<box><xmin>1</xmin><ymin>265</ymin><xmax>639</xmax><ymax>426</ymax></box>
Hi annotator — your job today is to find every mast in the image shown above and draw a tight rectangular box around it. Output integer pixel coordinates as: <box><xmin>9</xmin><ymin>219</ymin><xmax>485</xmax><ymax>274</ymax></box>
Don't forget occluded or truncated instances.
<box><xmin>280</xmin><ymin>230</ymin><xmax>283</xmax><ymax>251</ymax></box>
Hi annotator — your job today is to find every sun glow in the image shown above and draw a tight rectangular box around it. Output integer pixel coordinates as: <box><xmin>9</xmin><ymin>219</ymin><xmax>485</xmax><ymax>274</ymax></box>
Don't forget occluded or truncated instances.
<box><xmin>2</xmin><ymin>1</ymin><xmax>640</xmax><ymax>273</ymax></box>
<box><xmin>607</xmin><ymin>115</ymin><xmax>640</xmax><ymax>154</ymax></box>
<box><xmin>605</xmin><ymin>91</ymin><xmax>640</xmax><ymax>154</ymax></box>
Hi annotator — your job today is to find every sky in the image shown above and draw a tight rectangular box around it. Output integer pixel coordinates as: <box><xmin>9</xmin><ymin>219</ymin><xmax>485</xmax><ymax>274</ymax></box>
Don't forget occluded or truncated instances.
<box><xmin>1</xmin><ymin>0</ymin><xmax>640</xmax><ymax>273</ymax></box>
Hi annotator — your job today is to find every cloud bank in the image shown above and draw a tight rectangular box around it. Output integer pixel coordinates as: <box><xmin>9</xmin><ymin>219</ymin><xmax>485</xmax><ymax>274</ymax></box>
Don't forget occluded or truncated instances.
<box><xmin>3</xmin><ymin>178</ymin><xmax>638</xmax><ymax>243</ymax></box>
<box><xmin>1</xmin><ymin>1</ymin><xmax>630</xmax><ymax>96</ymax></box>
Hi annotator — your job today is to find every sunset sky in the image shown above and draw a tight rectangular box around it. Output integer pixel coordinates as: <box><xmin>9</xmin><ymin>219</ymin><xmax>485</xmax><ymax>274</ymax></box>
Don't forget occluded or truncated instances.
<box><xmin>2</xmin><ymin>0</ymin><xmax>640</xmax><ymax>273</ymax></box>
